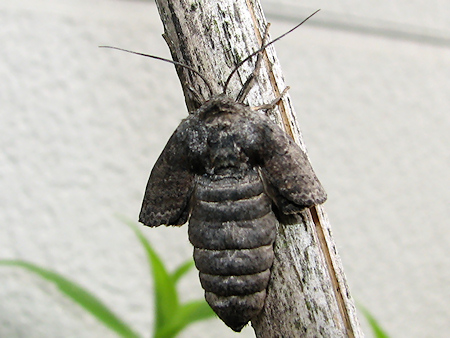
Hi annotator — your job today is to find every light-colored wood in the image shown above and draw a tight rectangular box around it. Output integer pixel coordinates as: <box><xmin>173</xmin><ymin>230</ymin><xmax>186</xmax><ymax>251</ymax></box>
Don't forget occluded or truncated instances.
<box><xmin>153</xmin><ymin>0</ymin><xmax>363</xmax><ymax>336</ymax></box>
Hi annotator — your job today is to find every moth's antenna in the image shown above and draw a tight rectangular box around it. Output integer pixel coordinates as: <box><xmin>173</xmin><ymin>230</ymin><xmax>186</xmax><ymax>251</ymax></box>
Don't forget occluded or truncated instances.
<box><xmin>99</xmin><ymin>46</ymin><xmax>214</xmax><ymax>97</ymax></box>
<box><xmin>223</xmin><ymin>9</ymin><xmax>320</xmax><ymax>94</ymax></box>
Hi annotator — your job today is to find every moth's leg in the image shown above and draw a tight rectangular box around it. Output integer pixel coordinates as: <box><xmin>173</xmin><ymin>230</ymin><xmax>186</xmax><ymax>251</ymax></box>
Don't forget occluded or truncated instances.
<box><xmin>251</xmin><ymin>86</ymin><xmax>290</xmax><ymax>111</ymax></box>
<box><xmin>236</xmin><ymin>23</ymin><xmax>271</xmax><ymax>103</ymax></box>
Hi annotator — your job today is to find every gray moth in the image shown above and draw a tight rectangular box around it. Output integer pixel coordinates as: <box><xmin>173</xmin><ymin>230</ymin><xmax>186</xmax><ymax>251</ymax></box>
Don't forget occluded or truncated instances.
<box><xmin>107</xmin><ymin>10</ymin><xmax>326</xmax><ymax>332</ymax></box>
<box><xmin>139</xmin><ymin>93</ymin><xmax>326</xmax><ymax>331</ymax></box>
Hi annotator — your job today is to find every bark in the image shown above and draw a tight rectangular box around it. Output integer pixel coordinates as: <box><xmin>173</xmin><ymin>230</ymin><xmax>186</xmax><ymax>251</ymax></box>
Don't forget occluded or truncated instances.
<box><xmin>153</xmin><ymin>0</ymin><xmax>363</xmax><ymax>336</ymax></box>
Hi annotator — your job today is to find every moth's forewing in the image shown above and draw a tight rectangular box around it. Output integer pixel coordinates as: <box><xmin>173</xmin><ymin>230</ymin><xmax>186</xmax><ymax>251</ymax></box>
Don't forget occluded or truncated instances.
<box><xmin>139</xmin><ymin>121</ymin><xmax>195</xmax><ymax>226</ymax></box>
<box><xmin>259</xmin><ymin>119</ymin><xmax>327</xmax><ymax>214</ymax></box>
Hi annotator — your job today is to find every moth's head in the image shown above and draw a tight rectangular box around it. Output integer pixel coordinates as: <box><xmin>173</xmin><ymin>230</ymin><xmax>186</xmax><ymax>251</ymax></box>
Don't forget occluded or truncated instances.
<box><xmin>197</xmin><ymin>94</ymin><xmax>246</xmax><ymax>120</ymax></box>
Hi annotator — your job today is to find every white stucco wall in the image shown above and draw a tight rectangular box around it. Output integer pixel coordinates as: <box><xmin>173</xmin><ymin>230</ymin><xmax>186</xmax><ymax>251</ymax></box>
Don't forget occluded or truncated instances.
<box><xmin>1</xmin><ymin>0</ymin><xmax>449</xmax><ymax>337</ymax></box>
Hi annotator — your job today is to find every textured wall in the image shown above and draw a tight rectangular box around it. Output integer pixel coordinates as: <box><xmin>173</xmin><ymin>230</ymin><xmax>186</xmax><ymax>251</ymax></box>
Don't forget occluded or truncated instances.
<box><xmin>1</xmin><ymin>0</ymin><xmax>449</xmax><ymax>337</ymax></box>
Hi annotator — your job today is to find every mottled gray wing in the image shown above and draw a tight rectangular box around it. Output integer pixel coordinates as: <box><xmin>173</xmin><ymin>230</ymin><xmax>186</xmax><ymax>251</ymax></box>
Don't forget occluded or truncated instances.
<box><xmin>139</xmin><ymin>124</ymin><xmax>194</xmax><ymax>227</ymax></box>
<box><xmin>259</xmin><ymin>119</ymin><xmax>326</xmax><ymax>214</ymax></box>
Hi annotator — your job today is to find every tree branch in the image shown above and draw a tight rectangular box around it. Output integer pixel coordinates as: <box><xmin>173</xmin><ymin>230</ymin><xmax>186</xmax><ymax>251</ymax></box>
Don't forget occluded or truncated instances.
<box><xmin>153</xmin><ymin>0</ymin><xmax>363</xmax><ymax>336</ymax></box>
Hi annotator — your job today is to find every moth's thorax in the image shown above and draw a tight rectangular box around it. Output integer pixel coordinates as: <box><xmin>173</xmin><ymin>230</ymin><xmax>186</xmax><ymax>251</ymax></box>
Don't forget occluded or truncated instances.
<box><xmin>205</xmin><ymin>125</ymin><xmax>250</xmax><ymax>175</ymax></box>
<box><xmin>194</xmin><ymin>99</ymin><xmax>255</xmax><ymax>176</ymax></box>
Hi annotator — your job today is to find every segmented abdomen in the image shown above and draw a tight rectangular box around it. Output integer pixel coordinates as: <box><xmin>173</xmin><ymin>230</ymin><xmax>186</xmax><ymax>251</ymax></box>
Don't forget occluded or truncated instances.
<box><xmin>188</xmin><ymin>168</ymin><xmax>277</xmax><ymax>332</ymax></box>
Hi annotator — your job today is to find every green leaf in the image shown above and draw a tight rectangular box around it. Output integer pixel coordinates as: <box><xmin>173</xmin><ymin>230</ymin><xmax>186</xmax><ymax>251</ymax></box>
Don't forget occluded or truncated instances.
<box><xmin>0</xmin><ymin>260</ymin><xmax>139</xmax><ymax>338</ymax></box>
<box><xmin>121</xmin><ymin>218</ymin><xmax>218</xmax><ymax>338</ymax></box>
<box><xmin>156</xmin><ymin>300</ymin><xmax>216</xmax><ymax>338</ymax></box>
<box><xmin>176</xmin><ymin>300</ymin><xmax>216</xmax><ymax>326</ymax></box>
<box><xmin>359</xmin><ymin>305</ymin><xmax>391</xmax><ymax>338</ymax></box>
<box><xmin>170</xmin><ymin>260</ymin><xmax>195</xmax><ymax>285</ymax></box>
<box><xmin>124</xmin><ymin>221</ymin><xmax>179</xmax><ymax>334</ymax></box>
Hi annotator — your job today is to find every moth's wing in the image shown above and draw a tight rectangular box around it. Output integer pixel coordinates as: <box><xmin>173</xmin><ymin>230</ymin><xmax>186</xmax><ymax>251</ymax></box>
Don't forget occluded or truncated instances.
<box><xmin>139</xmin><ymin>122</ymin><xmax>195</xmax><ymax>227</ymax></box>
<box><xmin>259</xmin><ymin>118</ymin><xmax>327</xmax><ymax>214</ymax></box>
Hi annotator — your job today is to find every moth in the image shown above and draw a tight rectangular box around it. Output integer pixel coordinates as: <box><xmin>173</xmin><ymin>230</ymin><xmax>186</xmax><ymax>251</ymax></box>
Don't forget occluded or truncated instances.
<box><xmin>103</xmin><ymin>10</ymin><xmax>325</xmax><ymax>332</ymax></box>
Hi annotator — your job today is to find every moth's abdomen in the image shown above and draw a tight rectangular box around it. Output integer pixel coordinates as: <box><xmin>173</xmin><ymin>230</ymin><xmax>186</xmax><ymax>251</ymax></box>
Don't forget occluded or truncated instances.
<box><xmin>188</xmin><ymin>169</ymin><xmax>277</xmax><ymax>332</ymax></box>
